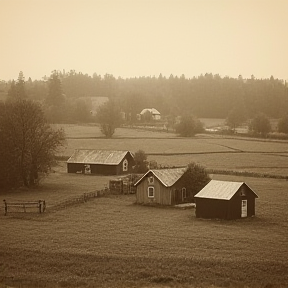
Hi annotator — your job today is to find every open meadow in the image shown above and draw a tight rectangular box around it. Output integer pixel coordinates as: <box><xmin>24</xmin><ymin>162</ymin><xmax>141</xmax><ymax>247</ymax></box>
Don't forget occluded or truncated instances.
<box><xmin>1</xmin><ymin>124</ymin><xmax>288</xmax><ymax>288</ymax></box>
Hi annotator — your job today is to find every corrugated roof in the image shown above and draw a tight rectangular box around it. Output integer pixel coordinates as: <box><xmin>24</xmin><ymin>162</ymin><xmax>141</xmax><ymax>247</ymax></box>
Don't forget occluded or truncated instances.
<box><xmin>67</xmin><ymin>149</ymin><xmax>133</xmax><ymax>165</ymax></box>
<box><xmin>194</xmin><ymin>180</ymin><xmax>258</xmax><ymax>200</ymax></box>
<box><xmin>134</xmin><ymin>167</ymin><xmax>186</xmax><ymax>187</ymax></box>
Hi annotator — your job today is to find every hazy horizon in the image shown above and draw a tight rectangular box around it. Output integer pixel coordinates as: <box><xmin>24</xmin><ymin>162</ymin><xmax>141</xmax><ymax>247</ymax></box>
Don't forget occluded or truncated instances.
<box><xmin>1</xmin><ymin>0</ymin><xmax>288</xmax><ymax>82</ymax></box>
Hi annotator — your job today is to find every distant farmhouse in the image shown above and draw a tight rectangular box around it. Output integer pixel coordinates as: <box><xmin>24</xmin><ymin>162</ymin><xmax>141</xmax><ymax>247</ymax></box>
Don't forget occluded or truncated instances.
<box><xmin>134</xmin><ymin>168</ymin><xmax>188</xmax><ymax>205</ymax></box>
<box><xmin>194</xmin><ymin>180</ymin><xmax>258</xmax><ymax>220</ymax></box>
<box><xmin>139</xmin><ymin>108</ymin><xmax>161</xmax><ymax>121</ymax></box>
<box><xmin>67</xmin><ymin>149</ymin><xmax>135</xmax><ymax>175</ymax></box>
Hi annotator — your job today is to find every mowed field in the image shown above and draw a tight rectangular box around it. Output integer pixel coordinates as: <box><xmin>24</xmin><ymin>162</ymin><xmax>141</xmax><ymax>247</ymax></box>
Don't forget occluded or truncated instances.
<box><xmin>1</xmin><ymin>124</ymin><xmax>288</xmax><ymax>288</ymax></box>
<box><xmin>56</xmin><ymin>123</ymin><xmax>288</xmax><ymax>177</ymax></box>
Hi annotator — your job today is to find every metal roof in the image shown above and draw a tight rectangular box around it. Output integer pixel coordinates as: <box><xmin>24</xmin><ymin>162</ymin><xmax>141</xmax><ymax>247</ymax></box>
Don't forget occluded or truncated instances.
<box><xmin>67</xmin><ymin>149</ymin><xmax>133</xmax><ymax>165</ymax></box>
<box><xmin>134</xmin><ymin>167</ymin><xmax>186</xmax><ymax>187</ymax></box>
<box><xmin>194</xmin><ymin>180</ymin><xmax>258</xmax><ymax>200</ymax></box>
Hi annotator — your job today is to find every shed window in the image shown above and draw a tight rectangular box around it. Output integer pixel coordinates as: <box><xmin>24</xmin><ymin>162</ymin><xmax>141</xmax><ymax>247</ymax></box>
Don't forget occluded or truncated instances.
<box><xmin>148</xmin><ymin>186</ymin><xmax>154</xmax><ymax>198</ymax></box>
<box><xmin>240</xmin><ymin>188</ymin><xmax>246</xmax><ymax>196</ymax></box>
<box><xmin>123</xmin><ymin>159</ymin><xmax>128</xmax><ymax>171</ymax></box>
<box><xmin>148</xmin><ymin>176</ymin><xmax>154</xmax><ymax>184</ymax></box>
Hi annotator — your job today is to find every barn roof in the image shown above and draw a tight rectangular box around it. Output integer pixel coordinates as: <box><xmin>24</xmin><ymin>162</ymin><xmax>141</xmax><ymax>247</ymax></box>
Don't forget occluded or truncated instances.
<box><xmin>67</xmin><ymin>149</ymin><xmax>134</xmax><ymax>165</ymax></box>
<box><xmin>194</xmin><ymin>180</ymin><xmax>258</xmax><ymax>200</ymax></box>
<box><xmin>134</xmin><ymin>167</ymin><xmax>186</xmax><ymax>187</ymax></box>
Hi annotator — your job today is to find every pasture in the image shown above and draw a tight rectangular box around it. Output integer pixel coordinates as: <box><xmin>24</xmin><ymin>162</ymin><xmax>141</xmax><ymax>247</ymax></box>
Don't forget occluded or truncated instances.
<box><xmin>1</xmin><ymin>124</ymin><xmax>288</xmax><ymax>288</ymax></box>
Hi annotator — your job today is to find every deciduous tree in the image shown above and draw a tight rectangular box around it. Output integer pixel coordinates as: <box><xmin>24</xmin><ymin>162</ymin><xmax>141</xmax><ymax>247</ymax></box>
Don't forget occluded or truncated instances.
<box><xmin>175</xmin><ymin>114</ymin><xmax>204</xmax><ymax>137</ymax></box>
<box><xmin>133</xmin><ymin>150</ymin><xmax>149</xmax><ymax>173</ymax></box>
<box><xmin>96</xmin><ymin>99</ymin><xmax>122</xmax><ymax>137</ymax></box>
<box><xmin>182</xmin><ymin>162</ymin><xmax>211</xmax><ymax>200</ymax></box>
<box><xmin>0</xmin><ymin>99</ymin><xmax>65</xmax><ymax>189</ymax></box>
<box><xmin>277</xmin><ymin>114</ymin><xmax>288</xmax><ymax>134</ymax></box>
<box><xmin>249</xmin><ymin>113</ymin><xmax>271</xmax><ymax>136</ymax></box>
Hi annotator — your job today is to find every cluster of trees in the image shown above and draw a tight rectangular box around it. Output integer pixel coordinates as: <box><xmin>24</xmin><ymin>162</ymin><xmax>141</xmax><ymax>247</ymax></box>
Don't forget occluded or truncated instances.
<box><xmin>1</xmin><ymin>71</ymin><xmax>288</xmax><ymax>138</ymax></box>
<box><xmin>0</xmin><ymin>99</ymin><xmax>65</xmax><ymax>189</ymax></box>
<box><xmin>2</xmin><ymin>71</ymin><xmax>287</xmax><ymax>121</ymax></box>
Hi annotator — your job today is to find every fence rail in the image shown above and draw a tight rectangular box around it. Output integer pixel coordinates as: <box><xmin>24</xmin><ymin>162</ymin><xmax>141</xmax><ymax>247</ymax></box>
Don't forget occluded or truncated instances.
<box><xmin>3</xmin><ymin>200</ymin><xmax>46</xmax><ymax>216</ymax></box>
<box><xmin>2</xmin><ymin>189</ymin><xmax>108</xmax><ymax>216</ymax></box>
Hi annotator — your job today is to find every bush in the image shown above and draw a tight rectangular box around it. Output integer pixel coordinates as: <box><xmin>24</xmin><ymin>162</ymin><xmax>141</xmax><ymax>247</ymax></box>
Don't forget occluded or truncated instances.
<box><xmin>175</xmin><ymin>114</ymin><xmax>204</xmax><ymax>137</ymax></box>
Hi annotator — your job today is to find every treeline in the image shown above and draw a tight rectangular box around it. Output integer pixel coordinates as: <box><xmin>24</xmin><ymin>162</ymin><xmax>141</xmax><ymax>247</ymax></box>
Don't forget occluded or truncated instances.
<box><xmin>1</xmin><ymin>71</ymin><xmax>287</xmax><ymax>122</ymax></box>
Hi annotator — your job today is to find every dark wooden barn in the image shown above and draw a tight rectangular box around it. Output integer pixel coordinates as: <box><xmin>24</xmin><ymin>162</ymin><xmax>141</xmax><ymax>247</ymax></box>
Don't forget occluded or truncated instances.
<box><xmin>67</xmin><ymin>149</ymin><xmax>135</xmax><ymax>175</ymax></box>
<box><xmin>194</xmin><ymin>180</ymin><xmax>258</xmax><ymax>220</ymax></box>
<box><xmin>134</xmin><ymin>168</ymin><xmax>189</xmax><ymax>205</ymax></box>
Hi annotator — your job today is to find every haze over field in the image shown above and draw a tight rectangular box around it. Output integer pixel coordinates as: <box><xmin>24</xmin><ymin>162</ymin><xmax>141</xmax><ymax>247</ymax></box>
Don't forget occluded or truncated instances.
<box><xmin>1</xmin><ymin>0</ymin><xmax>288</xmax><ymax>81</ymax></box>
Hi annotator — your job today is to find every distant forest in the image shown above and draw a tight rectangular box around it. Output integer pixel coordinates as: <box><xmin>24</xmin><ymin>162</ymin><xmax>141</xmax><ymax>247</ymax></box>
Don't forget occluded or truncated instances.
<box><xmin>1</xmin><ymin>71</ymin><xmax>287</xmax><ymax>122</ymax></box>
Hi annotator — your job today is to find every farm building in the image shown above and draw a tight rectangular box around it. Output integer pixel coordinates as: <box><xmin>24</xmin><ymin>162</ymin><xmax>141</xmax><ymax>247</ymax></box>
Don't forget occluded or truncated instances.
<box><xmin>194</xmin><ymin>180</ymin><xmax>258</xmax><ymax>220</ymax></box>
<box><xmin>67</xmin><ymin>149</ymin><xmax>135</xmax><ymax>175</ymax></box>
<box><xmin>134</xmin><ymin>168</ymin><xmax>190</xmax><ymax>205</ymax></box>
<box><xmin>139</xmin><ymin>108</ymin><xmax>161</xmax><ymax>120</ymax></box>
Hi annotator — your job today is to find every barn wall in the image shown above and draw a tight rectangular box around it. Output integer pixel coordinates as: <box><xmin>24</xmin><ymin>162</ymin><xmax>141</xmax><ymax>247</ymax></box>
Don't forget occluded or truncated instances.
<box><xmin>90</xmin><ymin>164</ymin><xmax>117</xmax><ymax>175</ymax></box>
<box><xmin>228</xmin><ymin>185</ymin><xmax>256</xmax><ymax>219</ymax></box>
<box><xmin>136</xmin><ymin>175</ymin><xmax>171</xmax><ymax>205</ymax></box>
<box><xmin>67</xmin><ymin>163</ymin><xmax>84</xmax><ymax>173</ymax></box>
<box><xmin>195</xmin><ymin>198</ymin><xmax>229</xmax><ymax>219</ymax></box>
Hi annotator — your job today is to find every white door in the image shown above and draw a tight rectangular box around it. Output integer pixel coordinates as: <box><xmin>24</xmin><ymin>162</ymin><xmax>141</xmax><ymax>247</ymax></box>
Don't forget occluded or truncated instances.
<box><xmin>241</xmin><ymin>200</ymin><xmax>247</xmax><ymax>218</ymax></box>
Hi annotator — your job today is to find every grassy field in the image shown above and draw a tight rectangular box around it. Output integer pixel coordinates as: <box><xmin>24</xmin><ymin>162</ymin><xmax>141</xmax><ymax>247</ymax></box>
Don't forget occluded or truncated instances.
<box><xmin>1</xmin><ymin>124</ymin><xmax>288</xmax><ymax>288</ymax></box>
<box><xmin>56</xmin><ymin>124</ymin><xmax>288</xmax><ymax>178</ymax></box>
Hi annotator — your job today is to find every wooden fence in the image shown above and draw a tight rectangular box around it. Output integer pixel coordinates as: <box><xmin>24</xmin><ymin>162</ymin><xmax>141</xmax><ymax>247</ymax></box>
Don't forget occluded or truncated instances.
<box><xmin>3</xmin><ymin>200</ymin><xmax>46</xmax><ymax>216</ymax></box>
<box><xmin>48</xmin><ymin>189</ymin><xmax>107</xmax><ymax>212</ymax></box>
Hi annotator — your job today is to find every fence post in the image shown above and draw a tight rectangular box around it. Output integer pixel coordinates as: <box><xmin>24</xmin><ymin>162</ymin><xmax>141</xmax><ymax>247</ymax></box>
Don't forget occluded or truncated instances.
<box><xmin>3</xmin><ymin>200</ymin><xmax>7</xmax><ymax>216</ymax></box>
<box><xmin>39</xmin><ymin>200</ymin><xmax>42</xmax><ymax>213</ymax></box>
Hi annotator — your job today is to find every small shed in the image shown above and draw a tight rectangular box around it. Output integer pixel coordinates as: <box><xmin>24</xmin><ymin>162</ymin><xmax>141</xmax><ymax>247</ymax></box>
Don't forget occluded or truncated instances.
<box><xmin>67</xmin><ymin>149</ymin><xmax>135</xmax><ymax>175</ymax></box>
<box><xmin>134</xmin><ymin>168</ymin><xmax>189</xmax><ymax>205</ymax></box>
<box><xmin>194</xmin><ymin>180</ymin><xmax>258</xmax><ymax>220</ymax></box>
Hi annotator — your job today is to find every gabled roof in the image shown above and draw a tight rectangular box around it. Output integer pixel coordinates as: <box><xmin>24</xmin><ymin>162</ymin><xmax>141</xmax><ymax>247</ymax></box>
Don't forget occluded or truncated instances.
<box><xmin>140</xmin><ymin>108</ymin><xmax>161</xmax><ymax>115</ymax></box>
<box><xmin>67</xmin><ymin>149</ymin><xmax>134</xmax><ymax>165</ymax></box>
<box><xmin>134</xmin><ymin>168</ymin><xmax>186</xmax><ymax>187</ymax></box>
<box><xmin>194</xmin><ymin>180</ymin><xmax>258</xmax><ymax>200</ymax></box>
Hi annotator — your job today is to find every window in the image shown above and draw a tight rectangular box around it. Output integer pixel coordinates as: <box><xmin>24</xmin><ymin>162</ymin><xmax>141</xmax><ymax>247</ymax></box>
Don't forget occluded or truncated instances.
<box><xmin>240</xmin><ymin>188</ymin><xmax>246</xmax><ymax>196</ymax></box>
<box><xmin>148</xmin><ymin>176</ymin><xmax>154</xmax><ymax>184</ymax></box>
<box><xmin>148</xmin><ymin>186</ymin><xmax>154</xmax><ymax>198</ymax></box>
<box><xmin>182</xmin><ymin>187</ymin><xmax>187</xmax><ymax>200</ymax></box>
<box><xmin>123</xmin><ymin>159</ymin><xmax>128</xmax><ymax>171</ymax></box>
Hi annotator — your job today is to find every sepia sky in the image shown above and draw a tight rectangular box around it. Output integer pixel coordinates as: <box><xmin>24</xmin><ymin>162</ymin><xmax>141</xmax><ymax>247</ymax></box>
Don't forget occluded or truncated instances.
<box><xmin>1</xmin><ymin>0</ymin><xmax>288</xmax><ymax>81</ymax></box>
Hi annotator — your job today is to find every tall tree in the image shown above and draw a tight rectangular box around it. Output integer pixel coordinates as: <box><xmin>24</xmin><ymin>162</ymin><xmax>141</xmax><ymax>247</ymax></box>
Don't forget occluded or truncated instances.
<box><xmin>45</xmin><ymin>72</ymin><xmax>66</xmax><ymax>122</ymax></box>
<box><xmin>96</xmin><ymin>99</ymin><xmax>122</xmax><ymax>137</ymax></box>
<box><xmin>7</xmin><ymin>71</ymin><xmax>27</xmax><ymax>100</ymax></box>
<box><xmin>46</xmin><ymin>72</ymin><xmax>65</xmax><ymax>106</ymax></box>
<box><xmin>0</xmin><ymin>99</ymin><xmax>65</xmax><ymax>188</ymax></box>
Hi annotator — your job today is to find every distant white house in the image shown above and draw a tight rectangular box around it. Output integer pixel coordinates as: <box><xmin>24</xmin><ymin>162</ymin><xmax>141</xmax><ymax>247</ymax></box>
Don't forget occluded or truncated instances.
<box><xmin>139</xmin><ymin>108</ymin><xmax>161</xmax><ymax>121</ymax></box>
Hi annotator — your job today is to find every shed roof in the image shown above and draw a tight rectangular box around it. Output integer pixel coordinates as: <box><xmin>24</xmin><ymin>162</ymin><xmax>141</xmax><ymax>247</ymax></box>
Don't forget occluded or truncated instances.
<box><xmin>134</xmin><ymin>167</ymin><xmax>186</xmax><ymax>187</ymax></box>
<box><xmin>194</xmin><ymin>180</ymin><xmax>258</xmax><ymax>200</ymax></box>
<box><xmin>67</xmin><ymin>149</ymin><xmax>134</xmax><ymax>165</ymax></box>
